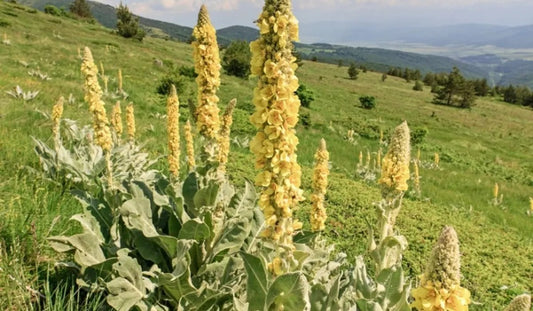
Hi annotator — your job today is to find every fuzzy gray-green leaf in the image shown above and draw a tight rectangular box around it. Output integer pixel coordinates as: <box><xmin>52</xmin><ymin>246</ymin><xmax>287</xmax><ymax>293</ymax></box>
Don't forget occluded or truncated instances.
<box><xmin>120</xmin><ymin>197</ymin><xmax>158</xmax><ymax>237</ymax></box>
<box><xmin>241</xmin><ymin>252</ymin><xmax>268</xmax><ymax>311</ymax></box>
<box><xmin>266</xmin><ymin>272</ymin><xmax>310</xmax><ymax>311</ymax></box>
<box><xmin>178</xmin><ymin>219</ymin><xmax>211</xmax><ymax>241</ymax></box>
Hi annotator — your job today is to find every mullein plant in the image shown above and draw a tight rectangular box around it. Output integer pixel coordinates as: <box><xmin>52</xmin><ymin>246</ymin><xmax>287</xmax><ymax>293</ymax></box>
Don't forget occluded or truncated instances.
<box><xmin>217</xmin><ymin>98</ymin><xmax>236</xmax><ymax>173</ymax></box>
<box><xmin>310</xmin><ymin>139</ymin><xmax>329</xmax><ymax>232</ymax></box>
<box><xmin>434</xmin><ymin>152</ymin><xmax>440</xmax><ymax>168</ymax></box>
<box><xmin>110</xmin><ymin>101</ymin><xmax>123</xmax><ymax>143</ymax></box>
<box><xmin>51</xmin><ymin>96</ymin><xmax>64</xmax><ymax>151</ymax></box>
<box><xmin>167</xmin><ymin>85</ymin><xmax>180</xmax><ymax>178</ymax></box>
<box><xmin>100</xmin><ymin>61</ymin><xmax>108</xmax><ymax>94</ymax></box>
<box><xmin>504</xmin><ymin>294</ymin><xmax>531</xmax><ymax>311</ymax></box>
<box><xmin>250</xmin><ymin>0</ymin><xmax>303</xmax><ymax>275</ymax></box>
<box><xmin>492</xmin><ymin>182</ymin><xmax>503</xmax><ymax>206</ymax></box>
<box><xmin>117</xmin><ymin>68</ymin><xmax>123</xmax><ymax>94</ymax></box>
<box><xmin>411</xmin><ymin>226</ymin><xmax>471</xmax><ymax>311</ymax></box>
<box><xmin>81</xmin><ymin>47</ymin><xmax>113</xmax><ymax>185</ymax></box>
<box><xmin>375</xmin><ymin>121</ymin><xmax>410</xmax><ymax>269</ymax></box>
<box><xmin>184</xmin><ymin>119</ymin><xmax>196</xmax><ymax>172</ymax></box>
<box><xmin>126</xmin><ymin>102</ymin><xmax>135</xmax><ymax>143</ymax></box>
<box><xmin>192</xmin><ymin>5</ymin><xmax>222</xmax><ymax>164</ymax></box>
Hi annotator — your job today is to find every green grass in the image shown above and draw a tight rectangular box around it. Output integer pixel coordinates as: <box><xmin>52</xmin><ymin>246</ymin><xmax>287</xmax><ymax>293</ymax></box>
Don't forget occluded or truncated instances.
<box><xmin>0</xmin><ymin>1</ymin><xmax>531</xmax><ymax>309</ymax></box>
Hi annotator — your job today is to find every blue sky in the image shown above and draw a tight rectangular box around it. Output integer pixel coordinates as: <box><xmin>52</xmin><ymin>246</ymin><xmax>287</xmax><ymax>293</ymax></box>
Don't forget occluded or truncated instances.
<box><xmin>95</xmin><ymin>0</ymin><xmax>533</xmax><ymax>29</ymax></box>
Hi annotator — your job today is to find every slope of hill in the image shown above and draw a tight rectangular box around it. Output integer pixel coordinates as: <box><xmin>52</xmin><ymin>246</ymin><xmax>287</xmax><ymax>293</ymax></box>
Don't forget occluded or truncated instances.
<box><xmin>0</xmin><ymin>2</ymin><xmax>532</xmax><ymax>309</ymax></box>
<box><xmin>296</xmin><ymin>43</ymin><xmax>490</xmax><ymax>79</ymax></box>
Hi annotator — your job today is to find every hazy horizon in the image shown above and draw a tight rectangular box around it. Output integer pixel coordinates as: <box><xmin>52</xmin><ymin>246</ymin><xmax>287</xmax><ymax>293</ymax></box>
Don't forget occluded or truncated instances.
<box><xmin>94</xmin><ymin>0</ymin><xmax>533</xmax><ymax>29</ymax></box>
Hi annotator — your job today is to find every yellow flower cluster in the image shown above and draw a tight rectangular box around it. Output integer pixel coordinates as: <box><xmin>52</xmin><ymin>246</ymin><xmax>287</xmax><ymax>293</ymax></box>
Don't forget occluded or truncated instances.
<box><xmin>310</xmin><ymin>139</ymin><xmax>329</xmax><ymax>231</ymax></box>
<box><xmin>111</xmin><ymin>101</ymin><xmax>123</xmax><ymax>138</ymax></box>
<box><xmin>192</xmin><ymin>5</ymin><xmax>221</xmax><ymax>140</ymax></box>
<box><xmin>118</xmin><ymin>68</ymin><xmax>123</xmax><ymax>93</ymax></box>
<box><xmin>81</xmin><ymin>47</ymin><xmax>112</xmax><ymax>152</ymax></box>
<box><xmin>52</xmin><ymin>96</ymin><xmax>64</xmax><ymax>143</ymax></box>
<box><xmin>250</xmin><ymin>0</ymin><xmax>303</xmax><ymax>248</ymax></box>
<box><xmin>412</xmin><ymin>226</ymin><xmax>471</xmax><ymax>311</ymax></box>
<box><xmin>167</xmin><ymin>85</ymin><xmax>180</xmax><ymax>177</ymax></box>
<box><xmin>126</xmin><ymin>102</ymin><xmax>135</xmax><ymax>142</ymax></box>
<box><xmin>379</xmin><ymin>121</ymin><xmax>410</xmax><ymax>197</ymax></box>
<box><xmin>184</xmin><ymin>120</ymin><xmax>196</xmax><ymax>171</ymax></box>
<box><xmin>218</xmin><ymin>99</ymin><xmax>236</xmax><ymax>172</ymax></box>
<box><xmin>504</xmin><ymin>294</ymin><xmax>531</xmax><ymax>311</ymax></box>
<box><xmin>411</xmin><ymin>277</ymin><xmax>471</xmax><ymax>311</ymax></box>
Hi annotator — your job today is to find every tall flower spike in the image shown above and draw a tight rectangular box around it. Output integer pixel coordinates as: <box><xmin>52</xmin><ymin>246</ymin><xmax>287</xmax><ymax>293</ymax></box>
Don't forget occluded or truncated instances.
<box><xmin>167</xmin><ymin>85</ymin><xmax>181</xmax><ymax>178</ymax></box>
<box><xmin>411</xmin><ymin>226</ymin><xmax>471</xmax><ymax>311</ymax></box>
<box><xmin>184</xmin><ymin>119</ymin><xmax>196</xmax><ymax>171</ymax></box>
<box><xmin>126</xmin><ymin>102</ymin><xmax>135</xmax><ymax>142</ymax></box>
<box><xmin>366</xmin><ymin>150</ymin><xmax>371</xmax><ymax>168</ymax></box>
<box><xmin>52</xmin><ymin>96</ymin><xmax>64</xmax><ymax>149</ymax></box>
<box><xmin>81</xmin><ymin>47</ymin><xmax>113</xmax><ymax>184</ymax></box>
<box><xmin>504</xmin><ymin>294</ymin><xmax>531</xmax><ymax>311</ymax></box>
<box><xmin>118</xmin><ymin>68</ymin><xmax>123</xmax><ymax>93</ymax></box>
<box><xmin>310</xmin><ymin>139</ymin><xmax>329</xmax><ymax>232</ymax></box>
<box><xmin>192</xmin><ymin>5</ymin><xmax>221</xmax><ymax>158</ymax></box>
<box><xmin>434</xmin><ymin>152</ymin><xmax>440</xmax><ymax>167</ymax></box>
<box><xmin>414</xmin><ymin>160</ymin><xmax>420</xmax><ymax>194</ymax></box>
<box><xmin>493</xmin><ymin>182</ymin><xmax>499</xmax><ymax>200</ymax></box>
<box><xmin>379</xmin><ymin>121</ymin><xmax>410</xmax><ymax>199</ymax></box>
<box><xmin>218</xmin><ymin>99</ymin><xmax>237</xmax><ymax>173</ymax></box>
<box><xmin>250</xmin><ymin>0</ymin><xmax>302</xmax><ymax>275</ymax></box>
<box><xmin>111</xmin><ymin>101</ymin><xmax>123</xmax><ymax>139</ymax></box>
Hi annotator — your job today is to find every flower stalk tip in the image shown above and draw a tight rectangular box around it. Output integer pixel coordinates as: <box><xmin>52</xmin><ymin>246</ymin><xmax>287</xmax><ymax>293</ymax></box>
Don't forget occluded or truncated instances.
<box><xmin>167</xmin><ymin>84</ymin><xmax>181</xmax><ymax>178</ymax></box>
<box><xmin>310</xmin><ymin>138</ymin><xmax>329</xmax><ymax>232</ymax></box>
<box><xmin>379</xmin><ymin>121</ymin><xmax>410</xmax><ymax>198</ymax></box>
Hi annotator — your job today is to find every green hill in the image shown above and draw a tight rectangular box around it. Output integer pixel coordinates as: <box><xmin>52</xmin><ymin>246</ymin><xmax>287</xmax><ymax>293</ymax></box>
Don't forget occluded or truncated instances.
<box><xmin>0</xmin><ymin>2</ymin><xmax>531</xmax><ymax>309</ymax></box>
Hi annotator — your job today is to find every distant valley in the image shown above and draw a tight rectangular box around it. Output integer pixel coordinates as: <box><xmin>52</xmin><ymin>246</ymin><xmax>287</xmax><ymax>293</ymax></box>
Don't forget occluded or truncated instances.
<box><xmin>20</xmin><ymin>0</ymin><xmax>533</xmax><ymax>88</ymax></box>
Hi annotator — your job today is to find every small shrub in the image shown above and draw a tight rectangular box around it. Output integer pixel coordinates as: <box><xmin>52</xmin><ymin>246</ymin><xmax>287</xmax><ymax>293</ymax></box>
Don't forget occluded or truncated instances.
<box><xmin>177</xmin><ymin>65</ymin><xmax>197</xmax><ymax>78</ymax></box>
<box><xmin>359</xmin><ymin>95</ymin><xmax>376</xmax><ymax>109</ymax></box>
<box><xmin>116</xmin><ymin>2</ymin><xmax>145</xmax><ymax>41</ymax></box>
<box><xmin>156</xmin><ymin>73</ymin><xmax>188</xmax><ymax>96</ymax></box>
<box><xmin>410</xmin><ymin>127</ymin><xmax>428</xmax><ymax>145</ymax></box>
<box><xmin>348</xmin><ymin>63</ymin><xmax>359</xmax><ymax>80</ymax></box>
<box><xmin>222</xmin><ymin>40</ymin><xmax>251</xmax><ymax>78</ymax></box>
<box><xmin>44</xmin><ymin>5</ymin><xmax>63</xmax><ymax>16</ymax></box>
<box><xmin>300</xmin><ymin>111</ymin><xmax>311</xmax><ymax>128</ymax></box>
<box><xmin>295</xmin><ymin>84</ymin><xmax>315</xmax><ymax>108</ymax></box>
<box><xmin>413</xmin><ymin>80</ymin><xmax>424</xmax><ymax>91</ymax></box>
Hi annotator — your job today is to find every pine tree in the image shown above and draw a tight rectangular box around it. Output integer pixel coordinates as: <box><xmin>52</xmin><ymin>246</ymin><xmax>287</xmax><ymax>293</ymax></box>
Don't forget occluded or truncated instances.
<box><xmin>69</xmin><ymin>0</ymin><xmax>92</xmax><ymax>18</ymax></box>
<box><xmin>117</xmin><ymin>2</ymin><xmax>145</xmax><ymax>41</ymax></box>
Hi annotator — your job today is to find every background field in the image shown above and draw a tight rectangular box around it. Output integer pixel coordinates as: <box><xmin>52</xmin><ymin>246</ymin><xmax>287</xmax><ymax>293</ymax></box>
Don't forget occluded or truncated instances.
<box><xmin>0</xmin><ymin>2</ymin><xmax>531</xmax><ymax>309</ymax></box>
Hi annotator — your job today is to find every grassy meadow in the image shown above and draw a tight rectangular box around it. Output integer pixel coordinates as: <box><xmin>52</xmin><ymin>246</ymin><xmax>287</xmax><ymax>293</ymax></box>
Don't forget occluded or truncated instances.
<box><xmin>0</xmin><ymin>1</ymin><xmax>531</xmax><ymax>309</ymax></box>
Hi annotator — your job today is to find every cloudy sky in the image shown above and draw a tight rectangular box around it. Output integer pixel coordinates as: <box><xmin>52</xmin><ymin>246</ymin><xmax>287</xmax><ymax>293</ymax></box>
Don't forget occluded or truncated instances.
<box><xmin>95</xmin><ymin>0</ymin><xmax>533</xmax><ymax>30</ymax></box>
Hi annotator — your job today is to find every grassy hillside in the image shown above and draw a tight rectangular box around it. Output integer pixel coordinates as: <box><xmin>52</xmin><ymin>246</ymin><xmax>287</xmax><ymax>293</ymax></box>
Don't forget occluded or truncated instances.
<box><xmin>0</xmin><ymin>2</ymin><xmax>531</xmax><ymax>309</ymax></box>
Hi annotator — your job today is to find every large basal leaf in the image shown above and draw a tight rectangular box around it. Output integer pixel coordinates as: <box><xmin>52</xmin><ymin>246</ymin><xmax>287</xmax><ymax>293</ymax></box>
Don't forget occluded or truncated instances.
<box><xmin>120</xmin><ymin>197</ymin><xmax>158</xmax><ymax>237</ymax></box>
<box><xmin>226</xmin><ymin>179</ymin><xmax>256</xmax><ymax>217</ymax></box>
<box><xmin>376</xmin><ymin>265</ymin><xmax>410</xmax><ymax>311</ymax></box>
<box><xmin>178</xmin><ymin>219</ymin><xmax>211</xmax><ymax>241</ymax></box>
<box><xmin>50</xmin><ymin>233</ymin><xmax>106</xmax><ymax>268</ymax></box>
<box><xmin>71</xmin><ymin>212</ymin><xmax>104</xmax><ymax>243</ymax></box>
<box><xmin>212</xmin><ymin>216</ymin><xmax>251</xmax><ymax>257</ymax></box>
<box><xmin>266</xmin><ymin>272</ymin><xmax>310</xmax><ymax>311</ymax></box>
<box><xmin>193</xmin><ymin>182</ymin><xmax>219</xmax><ymax>210</ymax></box>
<box><xmin>240</xmin><ymin>252</ymin><xmax>268</xmax><ymax>311</ymax></box>
<box><xmin>71</xmin><ymin>189</ymin><xmax>114</xmax><ymax>237</ymax></box>
<box><xmin>353</xmin><ymin>256</ymin><xmax>375</xmax><ymax>299</ymax></box>
<box><xmin>158</xmin><ymin>269</ymin><xmax>197</xmax><ymax>304</ymax></box>
<box><xmin>182</xmin><ymin>172</ymin><xmax>198</xmax><ymax>211</ymax></box>
<box><xmin>106</xmin><ymin>250</ymin><xmax>147</xmax><ymax>311</ymax></box>
<box><xmin>355</xmin><ymin>299</ymin><xmax>384</xmax><ymax>311</ymax></box>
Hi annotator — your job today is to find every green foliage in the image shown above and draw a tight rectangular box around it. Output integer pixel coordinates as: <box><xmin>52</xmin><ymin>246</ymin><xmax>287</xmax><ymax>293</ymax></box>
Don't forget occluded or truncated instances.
<box><xmin>116</xmin><ymin>2</ymin><xmax>145</xmax><ymax>41</ymax></box>
<box><xmin>348</xmin><ymin>63</ymin><xmax>359</xmax><ymax>80</ymax></box>
<box><xmin>359</xmin><ymin>95</ymin><xmax>376</xmax><ymax>109</ymax></box>
<box><xmin>381</xmin><ymin>73</ymin><xmax>387</xmax><ymax>82</ymax></box>
<box><xmin>299</xmin><ymin>111</ymin><xmax>311</xmax><ymax>128</ymax></box>
<box><xmin>69</xmin><ymin>0</ymin><xmax>92</xmax><ymax>19</ymax></box>
<box><xmin>433</xmin><ymin>67</ymin><xmax>477</xmax><ymax>108</ymax></box>
<box><xmin>295</xmin><ymin>84</ymin><xmax>315</xmax><ymax>108</ymax></box>
<box><xmin>156</xmin><ymin>71</ymin><xmax>190</xmax><ymax>96</ymax></box>
<box><xmin>413</xmin><ymin>80</ymin><xmax>424</xmax><ymax>91</ymax></box>
<box><xmin>44</xmin><ymin>5</ymin><xmax>65</xmax><ymax>17</ymax></box>
<box><xmin>410</xmin><ymin>127</ymin><xmax>428</xmax><ymax>145</ymax></box>
<box><xmin>222</xmin><ymin>40</ymin><xmax>251</xmax><ymax>78</ymax></box>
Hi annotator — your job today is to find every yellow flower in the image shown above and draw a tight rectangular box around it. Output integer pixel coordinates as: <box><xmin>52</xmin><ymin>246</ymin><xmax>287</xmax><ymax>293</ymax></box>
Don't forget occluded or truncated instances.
<box><xmin>493</xmin><ymin>182</ymin><xmax>499</xmax><ymax>199</ymax></box>
<box><xmin>192</xmin><ymin>5</ymin><xmax>221</xmax><ymax>142</ymax></box>
<box><xmin>167</xmin><ymin>85</ymin><xmax>180</xmax><ymax>178</ymax></box>
<box><xmin>435</xmin><ymin>152</ymin><xmax>440</xmax><ymax>167</ymax></box>
<box><xmin>51</xmin><ymin>96</ymin><xmax>64</xmax><ymax>145</ymax></box>
<box><xmin>412</xmin><ymin>226</ymin><xmax>471</xmax><ymax>311</ymax></box>
<box><xmin>117</xmin><ymin>68</ymin><xmax>123</xmax><ymax>93</ymax></box>
<box><xmin>311</xmin><ymin>139</ymin><xmax>329</xmax><ymax>231</ymax></box>
<box><xmin>251</xmin><ymin>0</ymin><xmax>303</xmax><ymax>271</ymax></box>
<box><xmin>218</xmin><ymin>99</ymin><xmax>236</xmax><ymax>172</ymax></box>
<box><xmin>379</xmin><ymin>121</ymin><xmax>410</xmax><ymax>197</ymax></box>
<box><xmin>81</xmin><ymin>47</ymin><xmax>112</xmax><ymax>152</ymax></box>
<box><xmin>126</xmin><ymin>102</ymin><xmax>135</xmax><ymax>142</ymax></box>
<box><xmin>110</xmin><ymin>101</ymin><xmax>123</xmax><ymax>138</ymax></box>
<box><xmin>504</xmin><ymin>294</ymin><xmax>531</xmax><ymax>311</ymax></box>
<box><xmin>267</xmin><ymin>257</ymin><xmax>284</xmax><ymax>276</ymax></box>
<box><xmin>184</xmin><ymin>119</ymin><xmax>196</xmax><ymax>171</ymax></box>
